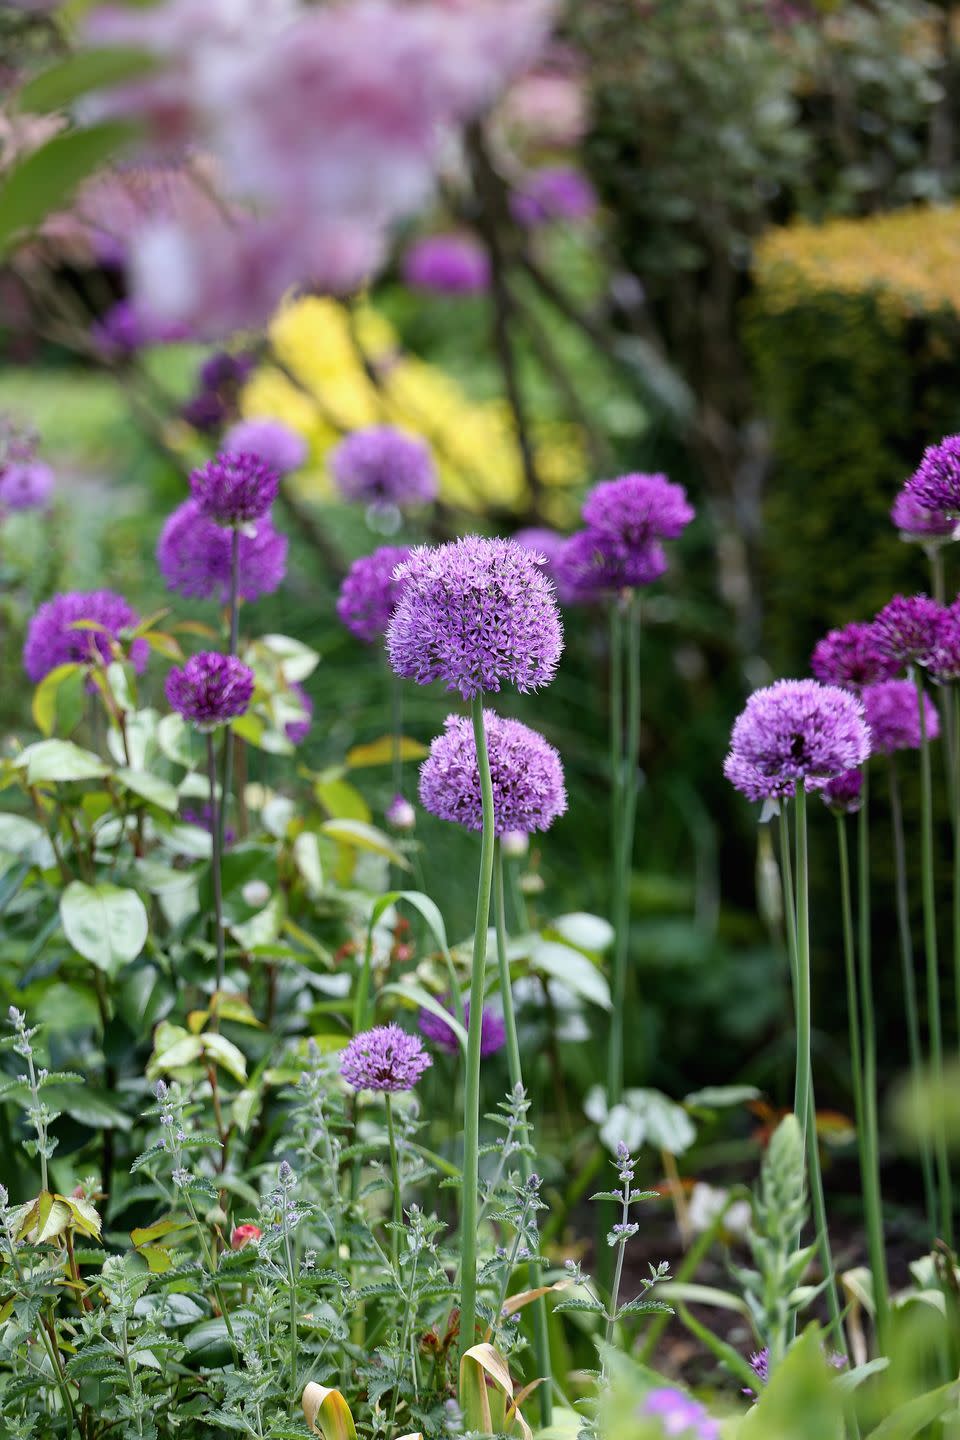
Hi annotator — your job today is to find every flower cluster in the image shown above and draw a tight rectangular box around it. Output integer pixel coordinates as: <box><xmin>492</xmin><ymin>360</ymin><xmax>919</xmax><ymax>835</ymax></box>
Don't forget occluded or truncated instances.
<box><xmin>340</xmin><ymin>1024</ymin><xmax>431</xmax><ymax>1093</ymax></box>
<box><xmin>820</xmin><ymin>767</ymin><xmax>864</xmax><ymax>816</ymax></box>
<box><xmin>165</xmin><ymin>652</ymin><xmax>255</xmax><ymax>730</ymax></box>
<box><xmin>330</xmin><ymin>427</ymin><xmax>437</xmax><ymax>508</ymax></box>
<box><xmin>419</xmin><ymin>999</ymin><xmax>506</xmax><ymax>1057</ymax></box>
<box><xmin>336</xmin><ymin>545</ymin><xmax>411</xmax><ymax>644</ymax></box>
<box><xmin>419</xmin><ymin>711</ymin><xmax>567</xmax><ymax>836</ymax></box>
<box><xmin>189</xmin><ymin>452</ymin><xmax>280</xmax><ymax>527</ymax></box>
<box><xmin>891</xmin><ymin>486</ymin><xmax>956</xmax><ymax>543</ymax></box>
<box><xmin>558</xmin><ymin>472</ymin><xmax>694</xmax><ymax>600</ymax></box>
<box><xmin>810</xmin><ymin>622</ymin><xmax>897</xmax><ymax>690</ymax></box>
<box><xmin>862</xmin><ymin>680</ymin><xmax>939</xmax><ymax>754</ymax></box>
<box><xmin>929</xmin><ymin>602</ymin><xmax>960</xmax><ymax>681</ymax></box>
<box><xmin>157</xmin><ymin>500</ymin><xmax>288</xmax><ymax>602</ymax></box>
<box><xmin>23</xmin><ymin>590</ymin><xmax>148</xmax><ymax>683</ymax></box>
<box><xmin>388</xmin><ymin>537</ymin><xmax>563</xmax><ymax>698</ymax></box>
<box><xmin>904</xmin><ymin>433</ymin><xmax>960</xmax><ymax>516</ymax></box>
<box><xmin>725</xmin><ymin>679</ymin><xmax>871</xmax><ymax>801</ymax></box>
<box><xmin>872</xmin><ymin>594</ymin><xmax>946</xmax><ymax>668</ymax></box>
<box><xmin>402</xmin><ymin>234</ymin><xmax>490</xmax><ymax>295</ymax></box>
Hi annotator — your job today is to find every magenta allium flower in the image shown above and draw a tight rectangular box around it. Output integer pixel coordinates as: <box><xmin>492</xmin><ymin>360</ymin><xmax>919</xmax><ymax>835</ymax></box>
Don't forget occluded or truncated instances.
<box><xmin>223</xmin><ymin>418</ymin><xmax>308</xmax><ymax>476</ymax></box>
<box><xmin>189</xmin><ymin>451</ymin><xmax>280</xmax><ymax>526</ymax></box>
<box><xmin>0</xmin><ymin>460</ymin><xmax>54</xmax><ymax>514</ymax></box>
<box><xmin>556</xmin><ymin>528</ymin><xmax>667</xmax><ymax>600</ymax></box>
<box><xmin>388</xmin><ymin>537</ymin><xmax>563</xmax><ymax>698</ymax></box>
<box><xmin>724</xmin><ymin>679</ymin><xmax>871</xmax><ymax>796</ymax></box>
<box><xmin>23</xmin><ymin>590</ymin><xmax>148</xmax><ymax>683</ymax></box>
<box><xmin>285</xmin><ymin>683</ymin><xmax>313</xmax><ymax>745</ymax></box>
<box><xmin>339</xmin><ymin>1023</ymin><xmax>431</xmax><ymax>1093</ymax></box>
<box><xmin>873</xmin><ymin>594</ymin><xmax>947</xmax><ymax>669</ymax></box>
<box><xmin>583</xmin><ymin>472</ymin><xmax>695</xmax><ymax>544</ymax></box>
<box><xmin>157</xmin><ymin>500</ymin><xmax>288</xmax><ymax>602</ymax></box>
<box><xmin>336</xmin><ymin>544</ymin><xmax>411</xmax><ymax>644</ymax></box>
<box><xmin>419</xmin><ymin>999</ymin><xmax>506</xmax><ymax>1056</ymax></box>
<box><xmin>929</xmin><ymin>603</ymin><xmax>960</xmax><ymax>681</ymax></box>
<box><xmin>862</xmin><ymin>680</ymin><xmax>939</xmax><ymax>754</ymax></box>
<box><xmin>330</xmin><ymin>427</ymin><xmax>437</xmax><ymax>507</ymax></box>
<box><xmin>640</xmin><ymin>1386</ymin><xmax>719</xmax><ymax>1440</ymax></box>
<box><xmin>402</xmin><ymin>234</ymin><xmax>490</xmax><ymax>295</ymax></box>
<box><xmin>821</xmin><ymin>768</ymin><xmax>864</xmax><ymax>816</ymax></box>
<box><xmin>511</xmin><ymin>166</ymin><xmax>596</xmax><ymax>227</ymax></box>
<box><xmin>905</xmin><ymin>434</ymin><xmax>960</xmax><ymax>515</ymax></box>
<box><xmin>891</xmin><ymin>487</ymin><xmax>957</xmax><ymax>542</ymax></box>
<box><xmin>810</xmin><ymin>622</ymin><xmax>898</xmax><ymax>690</ymax></box>
<box><xmin>165</xmin><ymin>652</ymin><xmax>255</xmax><ymax>730</ymax></box>
<box><xmin>386</xmin><ymin>794</ymin><xmax>416</xmax><ymax>831</ymax></box>
<box><xmin>419</xmin><ymin>712</ymin><xmax>566</xmax><ymax>836</ymax></box>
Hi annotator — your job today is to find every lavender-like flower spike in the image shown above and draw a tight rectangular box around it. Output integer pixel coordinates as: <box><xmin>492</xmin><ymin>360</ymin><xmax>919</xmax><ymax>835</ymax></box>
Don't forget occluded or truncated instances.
<box><xmin>165</xmin><ymin>652</ymin><xmax>255</xmax><ymax>730</ymax></box>
<box><xmin>157</xmin><ymin>500</ymin><xmax>288</xmax><ymax>602</ymax></box>
<box><xmin>810</xmin><ymin>621</ymin><xmax>899</xmax><ymax>690</ymax></box>
<box><xmin>640</xmin><ymin>1386</ymin><xmax>720</xmax><ymax>1440</ymax></box>
<box><xmin>340</xmin><ymin>1024</ymin><xmax>431</xmax><ymax>1093</ymax></box>
<box><xmin>419</xmin><ymin>998</ymin><xmax>506</xmax><ymax>1056</ymax></box>
<box><xmin>862</xmin><ymin>680</ymin><xmax>939</xmax><ymax>754</ymax></box>
<box><xmin>387</xmin><ymin>536</ymin><xmax>563</xmax><ymax>698</ymax></box>
<box><xmin>419</xmin><ymin>712</ymin><xmax>567</xmax><ymax>836</ymax></box>
<box><xmin>23</xmin><ymin>589</ymin><xmax>148</xmax><ymax>683</ymax></box>
<box><xmin>330</xmin><ymin>427</ymin><xmax>437</xmax><ymax>507</ymax></box>
<box><xmin>725</xmin><ymin>679</ymin><xmax>871</xmax><ymax>795</ymax></box>
<box><xmin>905</xmin><ymin>433</ymin><xmax>960</xmax><ymax>515</ymax></box>
<box><xmin>891</xmin><ymin>487</ymin><xmax>957</xmax><ymax>543</ymax></box>
<box><xmin>223</xmin><ymin>417</ymin><xmax>308</xmax><ymax>476</ymax></box>
<box><xmin>821</xmin><ymin>768</ymin><xmax>864</xmax><ymax>816</ymax></box>
<box><xmin>336</xmin><ymin>544</ymin><xmax>410</xmax><ymax>644</ymax></box>
<box><xmin>873</xmin><ymin>594</ymin><xmax>947</xmax><ymax>669</ymax></box>
<box><xmin>189</xmin><ymin>451</ymin><xmax>280</xmax><ymax>526</ymax></box>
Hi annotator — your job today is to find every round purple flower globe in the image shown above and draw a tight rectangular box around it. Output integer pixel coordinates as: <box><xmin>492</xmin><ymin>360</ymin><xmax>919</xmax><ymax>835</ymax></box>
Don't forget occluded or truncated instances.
<box><xmin>511</xmin><ymin>166</ymin><xmax>597</xmax><ymax>228</ymax></box>
<box><xmin>905</xmin><ymin>434</ymin><xmax>960</xmax><ymax>515</ymax></box>
<box><xmin>929</xmin><ymin>602</ymin><xmax>960</xmax><ymax>681</ymax></box>
<box><xmin>23</xmin><ymin>589</ymin><xmax>148</xmax><ymax>683</ymax></box>
<box><xmin>862</xmin><ymin>679</ymin><xmax>939</xmax><ymax>754</ymax></box>
<box><xmin>582</xmin><ymin>472</ymin><xmax>695</xmax><ymax>545</ymax></box>
<box><xmin>386</xmin><ymin>794</ymin><xmax>416</xmax><ymax>831</ymax></box>
<box><xmin>640</xmin><ymin>1386</ymin><xmax>719</xmax><ymax>1440</ymax></box>
<box><xmin>0</xmin><ymin>460</ymin><xmax>54</xmax><ymax>514</ymax></box>
<box><xmin>157</xmin><ymin>500</ymin><xmax>288</xmax><ymax>602</ymax></box>
<box><xmin>336</xmin><ymin>544</ymin><xmax>411</xmax><ymax>644</ymax></box>
<box><xmin>810</xmin><ymin>622</ymin><xmax>898</xmax><ymax>690</ymax></box>
<box><xmin>514</xmin><ymin>526</ymin><xmax>579</xmax><ymax>605</ymax></box>
<box><xmin>285</xmin><ymin>682</ymin><xmax>313</xmax><ymax>745</ymax></box>
<box><xmin>330</xmin><ymin>427</ymin><xmax>437</xmax><ymax>507</ymax></box>
<box><xmin>891</xmin><ymin>487</ymin><xmax>957</xmax><ymax>543</ymax></box>
<box><xmin>189</xmin><ymin>451</ymin><xmax>280</xmax><ymax>526</ymax></box>
<box><xmin>556</xmin><ymin>527</ymin><xmax>667</xmax><ymax>600</ymax></box>
<box><xmin>223</xmin><ymin>418</ymin><xmax>308</xmax><ymax>476</ymax></box>
<box><xmin>821</xmin><ymin>768</ymin><xmax>864</xmax><ymax>816</ymax></box>
<box><xmin>402</xmin><ymin>234</ymin><xmax>490</xmax><ymax>296</ymax></box>
<box><xmin>419</xmin><ymin>999</ymin><xmax>506</xmax><ymax>1057</ymax></box>
<box><xmin>340</xmin><ymin>1024</ymin><xmax>431</xmax><ymax>1093</ymax></box>
<box><xmin>873</xmin><ymin>594</ymin><xmax>947</xmax><ymax>669</ymax></box>
<box><xmin>387</xmin><ymin>537</ymin><xmax>563</xmax><ymax>699</ymax></box>
<box><xmin>419</xmin><ymin>711</ymin><xmax>567</xmax><ymax>836</ymax></box>
<box><xmin>165</xmin><ymin>652</ymin><xmax>255</xmax><ymax>730</ymax></box>
<box><xmin>725</xmin><ymin>679</ymin><xmax>871</xmax><ymax>795</ymax></box>
<box><xmin>723</xmin><ymin>754</ymin><xmax>796</xmax><ymax>804</ymax></box>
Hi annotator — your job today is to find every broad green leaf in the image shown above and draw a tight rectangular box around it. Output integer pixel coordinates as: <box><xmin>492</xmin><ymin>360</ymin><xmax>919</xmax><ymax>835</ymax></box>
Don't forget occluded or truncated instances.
<box><xmin>156</xmin><ymin>713</ymin><xmax>204</xmax><ymax>770</ymax></box>
<box><xmin>346</xmin><ymin>735</ymin><xmax>428</xmax><ymax>768</ymax></box>
<box><xmin>529</xmin><ymin>938</ymin><xmax>611</xmax><ymax>1010</ymax></box>
<box><xmin>147</xmin><ymin>1022</ymin><xmax>204</xmax><ymax>1078</ymax></box>
<box><xmin>38</xmin><ymin>1082</ymin><xmax>132</xmax><ymax>1131</ymax></box>
<box><xmin>60</xmin><ymin>881</ymin><xmax>148</xmax><ymax>976</ymax></box>
<box><xmin>32</xmin><ymin>663</ymin><xmax>84</xmax><ymax>737</ymax></box>
<box><xmin>314</xmin><ymin>776</ymin><xmax>371</xmax><ymax>824</ymax></box>
<box><xmin>684</xmin><ymin>1084</ymin><xmax>762</xmax><ymax>1109</ymax></box>
<box><xmin>17</xmin><ymin>48</ymin><xmax>157</xmax><ymax>113</ymax></box>
<box><xmin>292</xmin><ymin>831</ymin><xmax>323</xmax><ymax>896</ymax></box>
<box><xmin>257</xmin><ymin>634</ymin><xmax>320</xmax><ymax>682</ymax></box>
<box><xmin>302</xmin><ymin>1383</ymin><xmax>359</xmax><ymax>1440</ymax></box>
<box><xmin>321</xmin><ymin>819</ymin><xmax>408</xmax><ymax>869</ymax></box>
<box><xmin>551</xmin><ymin>911</ymin><xmax>614</xmax><ymax>954</ymax></box>
<box><xmin>202</xmin><ymin>1032</ymin><xmax>248</xmax><ymax>1084</ymax></box>
<box><xmin>0</xmin><ymin>814</ymin><xmax>55</xmax><ymax>868</ymax></box>
<box><xmin>116</xmin><ymin>769</ymin><xmax>178</xmax><ymax>813</ymax></box>
<box><xmin>230</xmin><ymin>894</ymin><xmax>284</xmax><ymax>950</ymax></box>
<box><xmin>19</xmin><ymin>739</ymin><xmax>110</xmax><ymax>784</ymax></box>
<box><xmin>0</xmin><ymin>121</ymin><xmax>137</xmax><ymax>256</ymax></box>
<box><xmin>871</xmin><ymin>1381</ymin><xmax>960</xmax><ymax>1439</ymax></box>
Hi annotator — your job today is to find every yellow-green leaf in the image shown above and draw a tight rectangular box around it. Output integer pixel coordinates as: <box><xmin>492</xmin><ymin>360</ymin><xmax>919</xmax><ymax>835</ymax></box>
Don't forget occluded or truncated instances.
<box><xmin>302</xmin><ymin>1383</ymin><xmax>359</xmax><ymax>1440</ymax></box>
<box><xmin>346</xmin><ymin>735</ymin><xmax>428</xmax><ymax>769</ymax></box>
<box><xmin>321</xmin><ymin>819</ymin><xmax>408</xmax><ymax>869</ymax></box>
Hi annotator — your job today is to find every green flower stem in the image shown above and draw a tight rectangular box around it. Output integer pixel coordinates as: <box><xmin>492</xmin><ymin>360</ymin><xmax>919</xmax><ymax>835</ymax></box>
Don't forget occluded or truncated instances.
<box><xmin>459</xmin><ymin>692</ymin><xmax>497</xmax><ymax>1360</ymax></box>
<box><xmin>219</xmin><ymin>526</ymin><xmax>241</xmax><ymax>860</ymax></box>
<box><xmin>608</xmin><ymin>591</ymin><xmax>640</xmax><ymax>1106</ymax></box>
<box><xmin>391</xmin><ymin>667</ymin><xmax>403</xmax><ymax>797</ymax></box>
<box><xmin>952</xmin><ymin>686</ymin><xmax>960</xmax><ymax>1045</ymax></box>
<box><xmin>915</xmin><ymin>669</ymin><xmax>953</xmax><ymax>1245</ymax></box>
<box><xmin>206</xmin><ymin>733</ymin><xmax>227</xmax><ymax>1010</ymax></box>
<box><xmin>857</xmin><ymin>769</ymin><xmax>891</xmax><ymax>1346</ymax></box>
<box><xmin>494</xmin><ymin>844</ymin><xmax>553</xmax><ymax>1427</ymax></box>
<box><xmin>888</xmin><ymin>758</ymin><xmax>937</xmax><ymax>1236</ymax></box>
<box><xmin>385</xmin><ymin>1094</ymin><xmax>401</xmax><ymax>1268</ymax></box>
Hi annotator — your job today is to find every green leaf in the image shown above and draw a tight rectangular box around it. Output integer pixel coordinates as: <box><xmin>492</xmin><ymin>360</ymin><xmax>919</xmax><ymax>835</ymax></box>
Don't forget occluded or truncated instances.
<box><xmin>321</xmin><ymin>818</ymin><xmax>409</xmax><ymax>869</ymax></box>
<box><xmin>314</xmin><ymin>776</ymin><xmax>371</xmax><ymax>824</ymax></box>
<box><xmin>683</xmin><ymin>1084</ymin><xmax>762</xmax><ymax>1109</ymax></box>
<box><xmin>302</xmin><ymin>1383</ymin><xmax>359</xmax><ymax>1440</ymax></box>
<box><xmin>739</xmin><ymin>1326</ymin><xmax>843</xmax><ymax>1437</ymax></box>
<box><xmin>292</xmin><ymin>831</ymin><xmax>323</xmax><ymax>896</ymax></box>
<box><xmin>0</xmin><ymin>121</ymin><xmax>138</xmax><ymax>257</ymax></box>
<box><xmin>116</xmin><ymin>769</ymin><xmax>179</xmax><ymax>813</ymax></box>
<box><xmin>870</xmin><ymin>1382</ymin><xmax>960</xmax><ymax>1439</ymax></box>
<box><xmin>60</xmin><ymin>881</ymin><xmax>148</xmax><ymax>976</ymax></box>
<box><xmin>257</xmin><ymin>634</ymin><xmax>320</xmax><ymax>682</ymax></box>
<box><xmin>147</xmin><ymin>1023</ymin><xmax>204</xmax><ymax>1078</ymax></box>
<box><xmin>550</xmin><ymin>911</ymin><xmax>615</xmax><ymax>954</ymax></box>
<box><xmin>529</xmin><ymin>938</ymin><xmax>611</xmax><ymax>1010</ymax></box>
<box><xmin>0</xmin><ymin>814</ymin><xmax>55</xmax><ymax>868</ymax></box>
<box><xmin>202</xmin><ymin>1032</ymin><xmax>247</xmax><ymax>1084</ymax></box>
<box><xmin>382</xmin><ymin>981</ymin><xmax>468</xmax><ymax>1051</ymax></box>
<box><xmin>345</xmin><ymin>734</ymin><xmax>429</xmax><ymax>768</ymax></box>
<box><xmin>230</xmin><ymin>894</ymin><xmax>284</xmax><ymax>950</ymax></box>
<box><xmin>17</xmin><ymin>48</ymin><xmax>157</xmax><ymax>114</ymax></box>
<box><xmin>156</xmin><ymin>713</ymin><xmax>204</xmax><ymax>770</ymax></box>
<box><xmin>19</xmin><ymin>739</ymin><xmax>110</xmax><ymax>784</ymax></box>
<box><xmin>42</xmin><ymin>1082</ymin><xmax>132</xmax><ymax>1131</ymax></box>
<box><xmin>32</xmin><ymin>663</ymin><xmax>84</xmax><ymax>738</ymax></box>
<box><xmin>355</xmin><ymin>889</ymin><xmax>459</xmax><ymax>1033</ymax></box>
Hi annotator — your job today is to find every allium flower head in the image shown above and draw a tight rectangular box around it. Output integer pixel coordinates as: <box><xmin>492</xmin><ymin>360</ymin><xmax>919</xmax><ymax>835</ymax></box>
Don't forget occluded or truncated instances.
<box><xmin>723</xmin><ymin>754</ymin><xmax>796</xmax><ymax>804</ymax></box>
<box><xmin>556</xmin><ymin>527</ymin><xmax>667</xmax><ymax>600</ymax></box>
<box><xmin>387</xmin><ymin>536</ymin><xmax>563</xmax><ymax>698</ymax></box>
<box><xmin>862</xmin><ymin>680</ymin><xmax>939</xmax><ymax>754</ymax></box>
<box><xmin>165</xmin><ymin>652</ymin><xmax>254</xmax><ymax>730</ymax></box>
<box><xmin>511</xmin><ymin>166</ymin><xmax>597</xmax><ymax>228</ymax></box>
<box><xmin>891</xmin><ymin>487</ymin><xmax>957</xmax><ymax>543</ymax></box>
<box><xmin>339</xmin><ymin>1023</ymin><xmax>431</xmax><ymax>1093</ymax></box>
<box><xmin>419</xmin><ymin>711</ymin><xmax>566</xmax><ymax>836</ymax></box>
<box><xmin>189</xmin><ymin>451</ymin><xmax>279</xmax><ymax>526</ymax></box>
<box><xmin>157</xmin><ymin>500</ymin><xmax>287</xmax><ymax>602</ymax></box>
<box><xmin>330</xmin><ymin>427</ymin><xmax>437</xmax><ymax>507</ymax></box>
<box><xmin>514</xmin><ymin>526</ymin><xmax>578</xmax><ymax>604</ymax></box>
<box><xmin>23</xmin><ymin>590</ymin><xmax>148</xmax><ymax>683</ymax></box>
<box><xmin>810</xmin><ymin>622</ymin><xmax>898</xmax><ymax>690</ymax></box>
<box><xmin>285</xmin><ymin>682</ymin><xmax>313</xmax><ymax>745</ymax></box>
<box><xmin>582</xmin><ymin>472</ymin><xmax>695</xmax><ymax>545</ymax></box>
<box><xmin>640</xmin><ymin>1386</ymin><xmax>719</xmax><ymax>1439</ymax></box>
<box><xmin>336</xmin><ymin>544</ymin><xmax>411</xmax><ymax>644</ymax></box>
<box><xmin>0</xmin><ymin>460</ymin><xmax>54</xmax><ymax>514</ymax></box>
<box><xmin>386</xmin><ymin>794</ymin><xmax>416</xmax><ymax>831</ymax></box>
<box><xmin>223</xmin><ymin>418</ymin><xmax>308</xmax><ymax>476</ymax></box>
<box><xmin>929</xmin><ymin>602</ymin><xmax>960</xmax><ymax>681</ymax></box>
<box><xmin>821</xmin><ymin>768</ymin><xmax>864</xmax><ymax>816</ymax></box>
<box><xmin>419</xmin><ymin>998</ymin><xmax>506</xmax><ymax>1056</ymax></box>
<box><xmin>403</xmin><ymin>234</ymin><xmax>490</xmax><ymax>295</ymax></box>
<box><xmin>905</xmin><ymin>434</ymin><xmax>960</xmax><ymax>515</ymax></box>
<box><xmin>725</xmin><ymin>679</ymin><xmax>871</xmax><ymax>796</ymax></box>
<box><xmin>873</xmin><ymin>594</ymin><xmax>946</xmax><ymax>669</ymax></box>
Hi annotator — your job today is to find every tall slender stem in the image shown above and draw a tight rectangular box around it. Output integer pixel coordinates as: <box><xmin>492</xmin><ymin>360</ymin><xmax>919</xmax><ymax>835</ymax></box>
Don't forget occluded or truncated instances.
<box><xmin>608</xmin><ymin>592</ymin><xmax>640</xmax><ymax>1105</ymax></box>
<box><xmin>793</xmin><ymin>783</ymin><xmax>812</xmax><ymax>1135</ymax></box>
<box><xmin>385</xmin><ymin>1094</ymin><xmax>401</xmax><ymax>1268</ymax></box>
<box><xmin>952</xmin><ymin>686</ymin><xmax>960</xmax><ymax>1047</ymax></box>
<box><xmin>219</xmin><ymin>528</ymin><xmax>241</xmax><ymax>859</ymax></box>
<box><xmin>459</xmin><ymin>694</ymin><xmax>497</xmax><ymax>1359</ymax></box>
<box><xmin>888</xmin><ymin>758</ymin><xmax>937</xmax><ymax>1235</ymax></box>
<box><xmin>915</xmin><ymin>669</ymin><xmax>953</xmax><ymax>1244</ymax></box>
<box><xmin>206</xmin><ymin>733</ymin><xmax>227</xmax><ymax>1008</ymax></box>
<box><xmin>494</xmin><ymin>846</ymin><xmax>552</xmax><ymax>1426</ymax></box>
<box><xmin>391</xmin><ymin>669</ymin><xmax>403</xmax><ymax>798</ymax></box>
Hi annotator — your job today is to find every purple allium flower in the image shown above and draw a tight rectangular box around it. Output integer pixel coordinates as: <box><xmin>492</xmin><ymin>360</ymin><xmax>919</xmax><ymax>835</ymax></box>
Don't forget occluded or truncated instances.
<box><xmin>386</xmin><ymin>793</ymin><xmax>416</xmax><ymax>831</ymax></box>
<box><xmin>419</xmin><ymin>998</ymin><xmax>506</xmax><ymax>1056</ymax></box>
<box><xmin>387</xmin><ymin>537</ymin><xmax>563</xmax><ymax>698</ymax></box>
<box><xmin>514</xmin><ymin>526</ymin><xmax>579</xmax><ymax>605</ymax></box>
<box><xmin>511</xmin><ymin>166</ymin><xmax>597</xmax><ymax>228</ymax></box>
<box><xmin>223</xmin><ymin>417</ymin><xmax>308</xmax><ymax>476</ymax></box>
<box><xmin>891</xmin><ymin>487</ymin><xmax>957</xmax><ymax>543</ymax></box>
<box><xmin>640</xmin><ymin>1386</ymin><xmax>719</xmax><ymax>1439</ymax></box>
<box><xmin>285</xmin><ymin>682</ymin><xmax>313</xmax><ymax>745</ymax></box>
<box><xmin>419</xmin><ymin>711</ymin><xmax>567</xmax><ymax>836</ymax></box>
<box><xmin>181</xmin><ymin>802</ymin><xmax>235</xmax><ymax>849</ymax></box>
<box><xmin>339</xmin><ymin>1023</ymin><xmax>431</xmax><ymax>1093</ymax></box>
<box><xmin>929</xmin><ymin>602</ymin><xmax>960</xmax><ymax>681</ymax></box>
<box><xmin>862</xmin><ymin>679</ymin><xmax>939</xmax><ymax>754</ymax></box>
<box><xmin>165</xmin><ymin>652</ymin><xmax>255</xmax><ymax>730</ymax></box>
<box><xmin>810</xmin><ymin>622</ymin><xmax>898</xmax><ymax>691</ymax></box>
<box><xmin>905</xmin><ymin>434</ymin><xmax>960</xmax><ymax>515</ymax></box>
<box><xmin>582</xmin><ymin>472</ymin><xmax>695</xmax><ymax>545</ymax></box>
<box><xmin>0</xmin><ymin>460</ymin><xmax>54</xmax><ymax>514</ymax></box>
<box><xmin>556</xmin><ymin>527</ymin><xmax>667</xmax><ymax>600</ymax></box>
<box><xmin>23</xmin><ymin>590</ymin><xmax>148</xmax><ymax>683</ymax></box>
<box><xmin>724</xmin><ymin>679</ymin><xmax>871</xmax><ymax>796</ymax></box>
<box><xmin>199</xmin><ymin>352</ymin><xmax>257</xmax><ymax>394</ymax></box>
<box><xmin>723</xmin><ymin>754</ymin><xmax>796</xmax><ymax>804</ymax></box>
<box><xmin>189</xmin><ymin>451</ymin><xmax>280</xmax><ymax>527</ymax></box>
<box><xmin>821</xmin><ymin>767</ymin><xmax>864</xmax><ymax>816</ymax></box>
<box><xmin>402</xmin><ymin>233</ymin><xmax>490</xmax><ymax>295</ymax></box>
<box><xmin>157</xmin><ymin>499</ymin><xmax>288</xmax><ymax>602</ymax></box>
<box><xmin>92</xmin><ymin>299</ymin><xmax>187</xmax><ymax>357</ymax></box>
<box><xmin>873</xmin><ymin>594</ymin><xmax>947</xmax><ymax>669</ymax></box>
<box><xmin>182</xmin><ymin>390</ymin><xmax>229</xmax><ymax>433</ymax></box>
<box><xmin>742</xmin><ymin>1347</ymin><xmax>770</xmax><ymax>1401</ymax></box>
<box><xmin>330</xmin><ymin>427</ymin><xmax>437</xmax><ymax>507</ymax></box>
<box><xmin>336</xmin><ymin>544</ymin><xmax>411</xmax><ymax>644</ymax></box>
